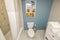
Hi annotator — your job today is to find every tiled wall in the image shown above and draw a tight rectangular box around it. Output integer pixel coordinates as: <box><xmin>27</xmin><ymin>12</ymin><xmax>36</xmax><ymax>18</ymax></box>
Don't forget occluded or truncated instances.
<box><xmin>0</xmin><ymin>0</ymin><xmax>10</xmax><ymax>35</ymax></box>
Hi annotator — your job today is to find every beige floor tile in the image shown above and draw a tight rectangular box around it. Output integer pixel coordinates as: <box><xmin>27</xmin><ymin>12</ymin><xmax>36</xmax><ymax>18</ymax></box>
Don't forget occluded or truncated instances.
<box><xmin>5</xmin><ymin>30</ymin><xmax>45</xmax><ymax>40</ymax></box>
<box><xmin>19</xmin><ymin>30</ymin><xmax>45</xmax><ymax>40</ymax></box>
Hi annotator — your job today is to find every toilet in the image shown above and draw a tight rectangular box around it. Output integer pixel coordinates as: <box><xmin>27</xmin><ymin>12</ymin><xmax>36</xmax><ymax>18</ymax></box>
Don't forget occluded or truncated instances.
<box><xmin>27</xmin><ymin>22</ymin><xmax>35</xmax><ymax>38</ymax></box>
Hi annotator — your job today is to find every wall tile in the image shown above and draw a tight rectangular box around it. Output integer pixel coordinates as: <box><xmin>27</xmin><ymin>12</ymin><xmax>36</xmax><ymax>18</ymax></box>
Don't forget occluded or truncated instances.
<box><xmin>0</xmin><ymin>0</ymin><xmax>10</xmax><ymax>35</ymax></box>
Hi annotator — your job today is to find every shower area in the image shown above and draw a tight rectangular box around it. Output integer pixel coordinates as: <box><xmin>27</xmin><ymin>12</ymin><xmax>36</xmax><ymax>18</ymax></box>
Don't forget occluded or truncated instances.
<box><xmin>0</xmin><ymin>0</ymin><xmax>23</xmax><ymax>40</ymax></box>
<box><xmin>0</xmin><ymin>0</ymin><xmax>11</xmax><ymax>40</ymax></box>
<box><xmin>0</xmin><ymin>0</ymin><xmax>10</xmax><ymax>35</ymax></box>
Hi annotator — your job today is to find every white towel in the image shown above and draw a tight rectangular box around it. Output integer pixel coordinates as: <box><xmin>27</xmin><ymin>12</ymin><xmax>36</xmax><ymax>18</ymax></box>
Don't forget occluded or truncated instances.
<box><xmin>49</xmin><ymin>22</ymin><xmax>60</xmax><ymax>29</ymax></box>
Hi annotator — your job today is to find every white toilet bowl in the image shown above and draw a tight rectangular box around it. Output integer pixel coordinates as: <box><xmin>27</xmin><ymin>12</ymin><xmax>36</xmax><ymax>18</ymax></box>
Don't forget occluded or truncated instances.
<box><xmin>28</xmin><ymin>29</ymin><xmax>35</xmax><ymax>38</ymax></box>
<box><xmin>27</xmin><ymin>22</ymin><xmax>35</xmax><ymax>38</ymax></box>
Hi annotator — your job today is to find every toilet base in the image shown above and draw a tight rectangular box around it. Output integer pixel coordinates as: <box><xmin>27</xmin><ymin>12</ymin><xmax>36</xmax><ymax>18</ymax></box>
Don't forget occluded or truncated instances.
<box><xmin>27</xmin><ymin>33</ymin><xmax>35</xmax><ymax>38</ymax></box>
<box><xmin>27</xmin><ymin>29</ymin><xmax>35</xmax><ymax>38</ymax></box>
<box><xmin>27</xmin><ymin>34</ymin><xmax>35</xmax><ymax>39</ymax></box>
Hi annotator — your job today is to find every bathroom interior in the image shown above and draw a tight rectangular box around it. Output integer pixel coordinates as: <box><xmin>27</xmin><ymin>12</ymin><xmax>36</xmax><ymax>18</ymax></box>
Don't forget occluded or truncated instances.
<box><xmin>0</xmin><ymin>0</ymin><xmax>60</xmax><ymax>40</ymax></box>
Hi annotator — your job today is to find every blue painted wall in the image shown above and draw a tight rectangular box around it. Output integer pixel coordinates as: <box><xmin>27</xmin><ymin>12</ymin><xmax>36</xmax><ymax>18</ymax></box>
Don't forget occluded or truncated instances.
<box><xmin>22</xmin><ymin>0</ymin><xmax>53</xmax><ymax>30</ymax></box>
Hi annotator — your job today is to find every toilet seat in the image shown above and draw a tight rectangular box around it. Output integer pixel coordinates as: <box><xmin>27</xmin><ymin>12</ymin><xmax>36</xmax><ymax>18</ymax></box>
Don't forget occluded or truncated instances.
<box><xmin>28</xmin><ymin>29</ymin><xmax>34</xmax><ymax>38</ymax></box>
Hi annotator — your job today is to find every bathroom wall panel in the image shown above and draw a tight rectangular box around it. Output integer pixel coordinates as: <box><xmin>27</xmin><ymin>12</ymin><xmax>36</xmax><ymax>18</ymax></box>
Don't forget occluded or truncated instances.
<box><xmin>22</xmin><ymin>0</ymin><xmax>53</xmax><ymax>30</ymax></box>
<box><xmin>0</xmin><ymin>0</ymin><xmax>10</xmax><ymax>35</ymax></box>
<box><xmin>49</xmin><ymin>0</ymin><xmax>60</xmax><ymax>23</ymax></box>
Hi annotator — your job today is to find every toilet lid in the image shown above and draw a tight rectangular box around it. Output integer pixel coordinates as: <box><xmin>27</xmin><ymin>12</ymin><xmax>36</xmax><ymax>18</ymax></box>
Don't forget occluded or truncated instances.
<box><xmin>28</xmin><ymin>29</ymin><xmax>34</xmax><ymax>37</ymax></box>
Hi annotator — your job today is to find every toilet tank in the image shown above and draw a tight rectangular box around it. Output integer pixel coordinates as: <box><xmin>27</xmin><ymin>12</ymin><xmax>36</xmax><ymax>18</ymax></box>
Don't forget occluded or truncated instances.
<box><xmin>27</xmin><ymin>22</ymin><xmax>34</xmax><ymax>29</ymax></box>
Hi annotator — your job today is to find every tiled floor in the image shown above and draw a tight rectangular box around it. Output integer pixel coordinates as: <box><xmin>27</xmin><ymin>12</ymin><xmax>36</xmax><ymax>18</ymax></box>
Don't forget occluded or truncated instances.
<box><xmin>5</xmin><ymin>30</ymin><xmax>45</xmax><ymax>40</ymax></box>
<box><xmin>5</xmin><ymin>31</ymin><xmax>12</xmax><ymax>40</ymax></box>
<box><xmin>19</xmin><ymin>30</ymin><xmax>45</xmax><ymax>40</ymax></box>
